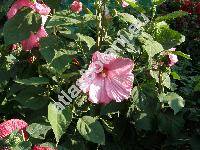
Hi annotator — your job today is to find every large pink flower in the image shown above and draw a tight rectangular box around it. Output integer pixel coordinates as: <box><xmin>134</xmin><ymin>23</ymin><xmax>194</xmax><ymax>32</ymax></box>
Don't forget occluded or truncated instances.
<box><xmin>78</xmin><ymin>51</ymin><xmax>134</xmax><ymax>104</ymax></box>
<box><xmin>0</xmin><ymin>119</ymin><xmax>28</xmax><ymax>139</ymax></box>
<box><xmin>7</xmin><ymin>0</ymin><xmax>51</xmax><ymax>19</ymax></box>
<box><xmin>168</xmin><ymin>48</ymin><xmax>178</xmax><ymax>67</ymax></box>
<box><xmin>70</xmin><ymin>0</ymin><xmax>83</xmax><ymax>13</ymax></box>
<box><xmin>21</xmin><ymin>26</ymin><xmax>48</xmax><ymax>51</ymax></box>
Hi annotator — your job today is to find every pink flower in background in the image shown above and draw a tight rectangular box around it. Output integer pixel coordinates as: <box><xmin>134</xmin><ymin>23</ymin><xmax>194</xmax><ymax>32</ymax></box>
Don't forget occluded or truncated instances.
<box><xmin>32</xmin><ymin>145</ymin><xmax>56</xmax><ymax>150</ymax></box>
<box><xmin>7</xmin><ymin>0</ymin><xmax>50</xmax><ymax>51</ymax></box>
<box><xmin>7</xmin><ymin>0</ymin><xmax>34</xmax><ymax>19</ymax></box>
<box><xmin>34</xmin><ymin>2</ymin><xmax>51</xmax><ymax>15</ymax></box>
<box><xmin>21</xmin><ymin>26</ymin><xmax>48</xmax><ymax>51</ymax></box>
<box><xmin>7</xmin><ymin>0</ymin><xmax>51</xmax><ymax>19</ymax></box>
<box><xmin>122</xmin><ymin>1</ymin><xmax>129</xmax><ymax>7</ymax></box>
<box><xmin>70</xmin><ymin>0</ymin><xmax>83</xmax><ymax>13</ymax></box>
<box><xmin>78</xmin><ymin>51</ymin><xmax>134</xmax><ymax>104</ymax></box>
<box><xmin>36</xmin><ymin>26</ymin><xmax>48</xmax><ymax>38</ymax></box>
<box><xmin>21</xmin><ymin>33</ymin><xmax>39</xmax><ymax>51</ymax></box>
<box><xmin>0</xmin><ymin>119</ymin><xmax>28</xmax><ymax>139</ymax></box>
<box><xmin>122</xmin><ymin>0</ymin><xmax>136</xmax><ymax>8</ymax></box>
<box><xmin>168</xmin><ymin>48</ymin><xmax>178</xmax><ymax>67</ymax></box>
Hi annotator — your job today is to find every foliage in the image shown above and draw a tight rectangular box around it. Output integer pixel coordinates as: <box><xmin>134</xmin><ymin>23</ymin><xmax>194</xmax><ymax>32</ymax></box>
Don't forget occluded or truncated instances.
<box><xmin>0</xmin><ymin>0</ymin><xmax>199</xmax><ymax>149</ymax></box>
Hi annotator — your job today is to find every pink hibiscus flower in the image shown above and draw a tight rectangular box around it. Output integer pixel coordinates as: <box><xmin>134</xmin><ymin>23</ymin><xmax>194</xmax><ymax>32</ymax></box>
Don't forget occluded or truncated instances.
<box><xmin>78</xmin><ymin>51</ymin><xmax>134</xmax><ymax>104</ymax></box>
<box><xmin>21</xmin><ymin>26</ymin><xmax>48</xmax><ymax>51</ymax></box>
<box><xmin>7</xmin><ymin>0</ymin><xmax>35</xmax><ymax>19</ymax></box>
<box><xmin>0</xmin><ymin>119</ymin><xmax>28</xmax><ymax>139</ymax></box>
<box><xmin>168</xmin><ymin>48</ymin><xmax>178</xmax><ymax>67</ymax></box>
<box><xmin>70</xmin><ymin>0</ymin><xmax>83</xmax><ymax>13</ymax></box>
<box><xmin>7</xmin><ymin>0</ymin><xmax>51</xmax><ymax>19</ymax></box>
<box><xmin>32</xmin><ymin>145</ymin><xmax>56</xmax><ymax>150</ymax></box>
<box><xmin>34</xmin><ymin>2</ymin><xmax>51</xmax><ymax>16</ymax></box>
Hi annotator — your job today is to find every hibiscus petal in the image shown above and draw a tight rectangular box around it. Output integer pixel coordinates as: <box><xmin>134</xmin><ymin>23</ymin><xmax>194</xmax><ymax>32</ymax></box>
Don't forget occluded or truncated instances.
<box><xmin>89</xmin><ymin>76</ymin><xmax>112</xmax><ymax>104</ymax></box>
<box><xmin>106</xmin><ymin>58</ymin><xmax>134</xmax><ymax>76</ymax></box>
<box><xmin>21</xmin><ymin>32</ymin><xmax>39</xmax><ymax>51</ymax></box>
<box><xmin>7</xmin><ymin>0</ymin><xmax>35</xmax><ymax>19</ymax></box>
<box><xmin>36</xmin><ymin>26</ymin><xmax>48</xmax><ymax>38</ymax></box>
<box><xmin>77</xmin><ymin>68</ymin><xmax>96</xmax><ymax>93</ymax></box>
<box><xmin>34</xmin><ymin>2</ymin><xmax>51</xmax><ymax>16</ymax></box>
<box><xmin>105</xmin><ymin>73</ymin><xmax>134</xmax><ymax>102</ymax></box>
<box><xmin>92</xmin><ymin>51</ymin><xmax>116</xmax><ymax>65</ymax></box>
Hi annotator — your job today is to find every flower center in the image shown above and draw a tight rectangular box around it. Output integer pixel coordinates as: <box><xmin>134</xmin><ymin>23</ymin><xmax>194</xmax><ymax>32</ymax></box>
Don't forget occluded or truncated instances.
<box><xmin>100</xmin><ymin>68</ymin><xmax>108</xmax><ymax>77</ymax></box>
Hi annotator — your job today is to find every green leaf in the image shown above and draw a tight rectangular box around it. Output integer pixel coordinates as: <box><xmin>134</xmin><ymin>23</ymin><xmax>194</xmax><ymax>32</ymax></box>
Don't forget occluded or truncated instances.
<box><xmin>12</xmin><ymin>141</ymin><xmax>32</xmax><ymax>150</ymax></box>
<box><xmin>118</xmin><ymin>13</ymin><xmax>142</xmax><ymax>25</ymax></box>
<box><xmin>40</xmin><ymin>35</ymin><xmax>72</xmax><ymax>73</ymax></box>
<box><xmin>27</xmin><ymin>123</ymin><xmax>51</xmax><ymax>139</ymax></box>
<box><xmin>137</xmin><ymin>0</ymin><xmax>152</xmax><ymax>9</ymax></box>
<box><xmin>138</xmin><ymin>32</ymin><xmax>164</xmax><ymax>58</ymax></box>
<box><xmin>47</xmin><ymin>10</ymin><xmax>81</xmax><ymax>28</ymax></box>
<box><xmin>3</xmin><ymin>8</ymin><xmax>41</xmax><ymax>45</ymax></box>
<box><xmin>76</xmin><ymin>33</ymin><xmax>95</xmax><ymax>49</ymax></box>
<box><xmin>162</xmin><ymin>72</ymin><xmax>171</xmax><ymax>89</ymax></box>
<box><xmin>124</xmin><ymin>0</ymin><xmax>144</xmax><ymax>13</ymax></box>
<box><xmin>77</xmin><ymin>116</ymin><xmax>105</xmax><ymax>145</ymax></box>
<box><xmin>50</xmin><ymin>52</ymin><xmax>72</xmax><ymax>74</ymax></box>
<box><xmin>15</xmin><ymin>77</ymin><xmax>49</xmax><ymax>86</ymax></box>
<box><xmin>158</xmin><ymin>92</ymin><xmax>185</xmax><ymax>114</ymax></box>
<box><xmin>194</xmin><ymin>81</ymin><xmax>200</xmax><ymax>92</ymax></box>
<box><xmin>155</xmin><ymin>11</ymin><xmax>188</xmax><ymax>22</ymax></box>
<box><xmin>135</xmin><ymin>113</ymin><xmax>155</xmax><ymax>131</ymax></box>
<box><xmin>151</xmin><ymin>22</ymin><xmax>185</xmax><ymax>49</ymax></box>
<box><xmin>14</xmin><ymin>86</ymin><xmax>49</xmax><ymax>110</ymax></box>
<box><xmin>40</xmin><ymin>35</ymin><xmax>58</xmax><ymax>63</ymax></box>
<box><xmin>158</xmin><ymin>112</ymin><xmax>184</xmax><ymax>136</ymax></box>
<box><xmin>48</xmin><ymin>103</ymin><xmax>72</xmax><ymax>144</ymax></box>
<box><xmin>152</xmin><ymin>0</ymin><xmax>166</xmax><ymax>5</ymax></box>
<box><xmin>170</xmin><ymin>51</ymin><xmax>191</xmax><ymax>60</ymax></box>
<box><xmin>171</xmin><ymin>71</ymin><xmax>181</xmax><ymax>80</ymax></box>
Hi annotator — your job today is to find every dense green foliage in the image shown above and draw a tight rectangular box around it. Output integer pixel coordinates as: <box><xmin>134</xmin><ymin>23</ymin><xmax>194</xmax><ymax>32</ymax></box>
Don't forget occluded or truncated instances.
<box><xmin>0</xmin><ymin>0</ymin><xmax>199</xmax><ymax>149</ymax></box>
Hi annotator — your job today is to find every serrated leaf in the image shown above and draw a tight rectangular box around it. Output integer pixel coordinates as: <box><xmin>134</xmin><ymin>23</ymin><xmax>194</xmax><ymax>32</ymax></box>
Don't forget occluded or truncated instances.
<box><xmin>27</xmin><ymin>123</ymin><xmax>51</xmax><ymax>139</ymax></box>
<box><xmin>48</xmin><ymin>103</ymin><xmax>72</xmax><ymax>144</ymax></box>
<box><xmin>158</xmin><ymin>92</ymin><xmax>185</xmax><ymax>114</ymax></box>
<box><xmin>76</xmin><ymin>33</ymin><xmax>95</xmax><ymax>49</ymax></box>
<box><xmin>138</xmin><ymin>32</ymin><xmax>164</xmax><ymax>58</ymax></box>
<box><xmin>152</xmin><ymin>22</ymin><xmax>185</xmax><ymax>49</ymax></box>
<box><xmin>3</xmin><ymin>8</ymin><xmax>41</xmax><ymax>45</ymax></box>
<box><xmin>15</xmin><ymin>77</ymin><xmax>49</xmax><ymax>86</ymax></box>
<box><xmin>155</xmin><ymin>11</ymin><xmax>188</xmax><ymax>22</ymax></box>
<box><xmin>77</xmin><ymin>116</ymin><xmax>105</xmax><ymax>145</ymax></box>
